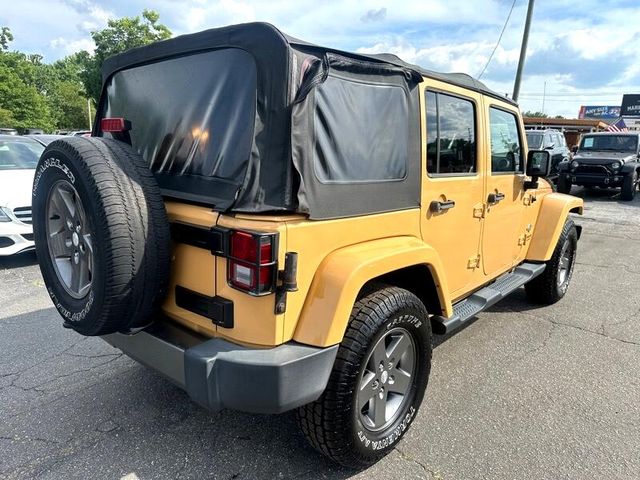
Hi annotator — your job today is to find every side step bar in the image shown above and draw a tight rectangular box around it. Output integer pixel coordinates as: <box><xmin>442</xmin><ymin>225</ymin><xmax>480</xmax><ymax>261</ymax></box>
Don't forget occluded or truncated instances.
<box><xmin>431</xmin><ymin>262</ymin><xmax>546</xmax><ymax>335</ymax></box>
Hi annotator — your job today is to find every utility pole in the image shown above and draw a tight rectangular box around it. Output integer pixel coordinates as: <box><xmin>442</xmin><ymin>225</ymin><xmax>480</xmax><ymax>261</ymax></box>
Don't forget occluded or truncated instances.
<box><xmin>541</xmin><ymin>80</ymin><xmax>546</xmax><ymax>115</ymax></box>
<box><xmin>87</xmin><ymin>98</ymin><xmax>92</xmax><ymax>130</ymax></box>
<box><xmin>512</xmin><ymin>0</ymin><xmax>535</xmax><ymax>102</ymax></box>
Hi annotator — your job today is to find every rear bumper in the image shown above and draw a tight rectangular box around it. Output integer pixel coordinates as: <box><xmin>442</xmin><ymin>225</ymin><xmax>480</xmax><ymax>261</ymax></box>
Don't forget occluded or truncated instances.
<box><xmin>102</xmin><ymin>322</ymin><xmax>338</xmax><ymax>414</ymax></box>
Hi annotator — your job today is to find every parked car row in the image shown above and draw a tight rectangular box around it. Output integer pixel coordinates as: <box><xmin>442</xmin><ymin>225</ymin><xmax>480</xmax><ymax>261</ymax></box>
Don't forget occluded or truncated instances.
<box><xmin>525</xmin><ymin>128</ymin><xmax>570</xmax><ymax>180</ymax></box>
<box><xmin>0</xmin><ymin>134</ymin><xmax>65</xmax><ymax>256</ymax></box>
<box><xmin>525</xmin><ymin>128</ymin><xmax>640</xmax><ymax>200</ymax></box>
<box><xmin>557</xmin><ymin>132</ymin><xmax>640</xmax><ymax>200</ymax></box>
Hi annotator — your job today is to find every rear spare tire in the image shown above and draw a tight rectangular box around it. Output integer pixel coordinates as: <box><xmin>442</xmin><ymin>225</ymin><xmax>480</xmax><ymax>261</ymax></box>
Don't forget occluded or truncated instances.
<box><xmin>32</xmin><ymin>137</ymin><xmax>171</xmax><ymax>336</ymax></box>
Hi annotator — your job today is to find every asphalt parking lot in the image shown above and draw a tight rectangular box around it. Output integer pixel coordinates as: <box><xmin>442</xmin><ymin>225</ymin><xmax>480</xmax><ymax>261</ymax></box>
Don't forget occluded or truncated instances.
<box><xmin>1</xmin><ymin>186</ymin><xmax>639</xmax><ymax>480</ymax></box>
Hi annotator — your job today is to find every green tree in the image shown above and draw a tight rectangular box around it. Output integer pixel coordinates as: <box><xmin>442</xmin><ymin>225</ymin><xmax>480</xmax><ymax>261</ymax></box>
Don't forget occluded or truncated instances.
<box><xmin>522</xmin><ymin>111</ymin><xmax>549</xmax><ymax>118</ymax></box>
<box><xmin>0</xmin><ymin>107</ymin><xmax>16</xmax><ymax>127</ymax></box>
<box><xmin>47</xmin><ymin>53</ymin><xmax>90</xmax><ymax>129</ymax></box>
<box><xmin>0</xmin><ymin>55</ymin><xmax>54</xmax><ymax>130</ymax></box>
<box><xmin>48</xmin><ymin>80</ymin><xmax>89</xmax><ymax>130</ymax></box>
<box><xmin>79</xmin><ymin>9</ymin><xmax>171</xmax><ymax>104</ymax></box>
<box><xmin>0</xmin><ymin>27</ymin><xmax>13</xmax><ymax>51</ymax></box>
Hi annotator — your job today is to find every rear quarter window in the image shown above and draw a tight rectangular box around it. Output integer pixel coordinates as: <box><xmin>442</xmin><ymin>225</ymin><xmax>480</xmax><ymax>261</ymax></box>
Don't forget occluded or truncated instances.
<box><xmin>313</xmin><ymin>75</ymin><xmax>409</xmax><ymax>183</ymax></box>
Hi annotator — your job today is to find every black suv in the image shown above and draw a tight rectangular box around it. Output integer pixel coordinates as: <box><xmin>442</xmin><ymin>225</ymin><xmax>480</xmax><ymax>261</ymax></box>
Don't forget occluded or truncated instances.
<box><xmin>557</xmin><ymin>132</ymin><xmax>640</xmax><ymax>200</ymax></box>
<box><xmin>525</xmin><ymin>129</ymin><xmax>570</xmax><ymax>180</ymax></box>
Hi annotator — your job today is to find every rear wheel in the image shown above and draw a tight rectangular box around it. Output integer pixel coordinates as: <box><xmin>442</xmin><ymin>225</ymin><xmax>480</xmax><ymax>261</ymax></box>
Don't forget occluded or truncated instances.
<box><xmin>621</xmin><ymin>171</ymin><xmax>638</xmax><ymax>201</ymax></box>
<box><xmin>557</xmin><ymin>175</ymin><xmax>572</xmax><ymax>194</ymax></box>
<box><xmin>525</xmin><ymin>219</ymin><xmax>578</xmax><ymax>305</ymax></box>
<box><xmin>297</xmin><ymin>286</ymin><xmax>432</xmax><ymax>468</ymax></box>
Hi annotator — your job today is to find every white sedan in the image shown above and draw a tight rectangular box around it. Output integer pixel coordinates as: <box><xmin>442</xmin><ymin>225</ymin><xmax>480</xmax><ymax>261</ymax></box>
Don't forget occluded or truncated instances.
<box><xmin>0</xmin><ymin>136</ymin><xmax>46</xmax><ymax>255</ymax></box>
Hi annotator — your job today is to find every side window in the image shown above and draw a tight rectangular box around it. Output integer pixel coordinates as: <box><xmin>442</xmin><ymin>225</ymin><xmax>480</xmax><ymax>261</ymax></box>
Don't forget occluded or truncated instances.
<box><xmin>489</xmin><ymin>108</ymin><xmax>523</xmax><ymax>173</ymax></box>
<box><xmin>426</xmin><ymin>91</ymin><xmax>438</xmax><ymax>173</ymax></box>
<box><xmin>426</xmin><ymin>91</ymin><xmax>476</xmax><ymax>175</ymax></box>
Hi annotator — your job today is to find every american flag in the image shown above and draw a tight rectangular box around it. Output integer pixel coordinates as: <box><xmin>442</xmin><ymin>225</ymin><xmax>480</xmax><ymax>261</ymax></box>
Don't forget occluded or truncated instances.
<box><xmin>607</xmin><ymin>118</ymin><xmax>628</xmax><ymax>132</ymax></box>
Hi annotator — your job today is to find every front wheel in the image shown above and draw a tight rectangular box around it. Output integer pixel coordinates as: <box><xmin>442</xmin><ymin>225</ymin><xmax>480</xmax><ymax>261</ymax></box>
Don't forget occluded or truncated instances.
<box><xmin>557</xmin><ymin>175</ymin><xmax>572</xmax><ymax>194</ymax></box>
<box><xmin>525</xmin><ymin>219</ymin><xmax>578</xmax><ymax>305</ymax></box>
<box><xmin>621</xmin><ymin>171</ymin><xmax>638</xmax><ymax>201</ymax></box>
<box><xmin>297</xmin><ymin>286</ymin><xmax>432</xmax><ymax>468</ymax></box>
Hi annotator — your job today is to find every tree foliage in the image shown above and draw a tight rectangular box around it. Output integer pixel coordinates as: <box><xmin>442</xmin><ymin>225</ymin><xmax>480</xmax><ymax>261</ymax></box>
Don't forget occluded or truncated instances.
<box><xmin>79</xmin><ymin>9</ymin><xmax>171</xmax><ymax>104</ymax></box>
<box><xmin>0</xmin><ymin>27</ymin><xmax>13</xmax><ymax>51</ymax></box>
<box><xmin>0</xmin><ymin>11</ymin><xmax>170</xmax><ymax>132</ymax></box>
<box><xmin>0</xmin><ymin>51</ymin><xmax>55</xmax><ymax>130</ymax></box>
<box><xmin>522</xmin><ymin>111</ymin><xmax>549</xmax><ymax>118</ymax></box>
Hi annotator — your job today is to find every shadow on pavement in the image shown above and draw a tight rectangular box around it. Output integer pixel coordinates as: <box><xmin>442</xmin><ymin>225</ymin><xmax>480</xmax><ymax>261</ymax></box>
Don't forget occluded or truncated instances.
<box><xmin>0</xmin><ymin>250</ymin><xmax>38</xmax><ymax>269</ymax></box>
<box><xmin>0</xmin><ymin>308</ymin><xmax>359</xmax><ymax>480</ymax></box>
<box><xmin>432</xmin><ymin>287</ymin><xmax>549</xmax><ymax>349</ymax></box>
<box><xmin>570</xmin><ymin>185</ymin><xmax>640</xmax><ymax>206</ymax></box>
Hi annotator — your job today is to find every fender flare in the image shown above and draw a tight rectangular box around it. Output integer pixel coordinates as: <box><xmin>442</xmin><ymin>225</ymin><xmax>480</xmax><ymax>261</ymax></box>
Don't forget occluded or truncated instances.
<box><xmin>526</xmin><ymin>193</ymin><xmax>583</xmax><ymax>262</ymax></box>
<box><xmin>292</xmin><ymin>236</ymin><xmax>451</xmax><ymax>347</ymax></box>
<box><xmin>620</xmin><ymin>161</ymin><xmax>640</xmax><ymax>174</ymax></box>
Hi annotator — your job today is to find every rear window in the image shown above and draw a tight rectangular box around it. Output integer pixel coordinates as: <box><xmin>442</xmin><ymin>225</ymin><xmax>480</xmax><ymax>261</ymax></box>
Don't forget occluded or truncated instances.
<box><xmin>103</xmin><ymin>48</ymin><xmax>257</xmax><ymax>183</ymax></box>
<box><xmin>313</xmin><ymin>75</ymin><xmax>408</xmax><ymax>183</ymax></box>
<box><xmin>526</xmin><ymin>132</ymin><xmax>543</xmax><ymax>149</ymax></box>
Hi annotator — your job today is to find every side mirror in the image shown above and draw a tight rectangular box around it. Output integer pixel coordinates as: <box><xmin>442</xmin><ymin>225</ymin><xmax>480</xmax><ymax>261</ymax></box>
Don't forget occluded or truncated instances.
<box><xmin>525</xmin><ymin>150</ymin><xmax>551</xmax><ymax>190</ymax></box>
<box><xmin>571</xmin><ymin>145</ymin><xmax>578</xmax><ymax>154</ymax></box>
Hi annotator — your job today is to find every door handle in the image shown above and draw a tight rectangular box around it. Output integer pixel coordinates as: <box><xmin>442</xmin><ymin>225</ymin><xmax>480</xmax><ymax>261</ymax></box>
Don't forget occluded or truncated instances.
<box><xmin>430</xmin><ymin>199</ymin><xmax>456</xmax><ymax>213</ymax></box>
<box><xmin>487</xmin><ymin>192</ymin><xmax>505</xmax><ymax>205</ymax></box>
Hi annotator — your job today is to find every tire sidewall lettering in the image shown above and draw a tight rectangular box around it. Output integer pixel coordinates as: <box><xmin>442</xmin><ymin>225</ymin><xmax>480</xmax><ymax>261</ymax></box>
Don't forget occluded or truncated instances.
<box><xmin>33</xmin><ymin>156</ymin><xmax>76</xmax><ymax>197</ymax></box>
<box><xmin>386</xmin><ymin>313</ymin><xmax>422</xmax><ymax>331</ymax></box>
<box><xmin>356</xmin><ymin>405</ymin><xmax>417</xmax><ymax>451</ymax></box>
<box><xmin>47</xmin><ymin>286</ymin><xmax>94</xmax><ymax>323</ymax></box>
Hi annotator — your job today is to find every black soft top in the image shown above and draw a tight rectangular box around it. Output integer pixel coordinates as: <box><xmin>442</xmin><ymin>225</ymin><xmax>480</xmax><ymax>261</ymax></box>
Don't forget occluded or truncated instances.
<box><xmin>102</xmin><ymin>22</ymin><xmax>511</xmax><ymax>105</ymax></box>
<box><xmin>98</xmin><ymin>23</ymin><xmax>513</xmax><ymax>219</ymax></box>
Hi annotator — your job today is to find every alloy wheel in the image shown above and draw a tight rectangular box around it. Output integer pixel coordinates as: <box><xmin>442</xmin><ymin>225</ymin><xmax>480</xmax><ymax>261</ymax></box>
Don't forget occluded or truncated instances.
<box><xmin>357</xmin><ymin>327</ymin><xmax>416</xmax><ymax>432</ymax></box>
<box><xmin>45</xmin><ymin>180</ymin><xmax>93</xmax><ymax>299</ymax></box>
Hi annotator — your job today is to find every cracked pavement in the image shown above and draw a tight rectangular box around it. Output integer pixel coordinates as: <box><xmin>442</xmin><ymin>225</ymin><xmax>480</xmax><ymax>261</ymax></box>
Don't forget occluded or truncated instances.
<box><xmin>1</xmin><ymin>186</ymin><xmax>639</xmax><ymax>479</ymax></box>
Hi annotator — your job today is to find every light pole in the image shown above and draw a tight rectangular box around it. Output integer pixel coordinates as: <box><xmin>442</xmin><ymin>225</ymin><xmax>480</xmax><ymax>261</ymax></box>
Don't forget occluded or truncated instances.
<box><xmin>87</xmin><ymin>98</ymin><xmax>92</xmax><ymax>130</ymax></box>
<box><xmin>512</xmin><ymin>0</ymin><xmax>535</xmax><ymax>102</ymax></box>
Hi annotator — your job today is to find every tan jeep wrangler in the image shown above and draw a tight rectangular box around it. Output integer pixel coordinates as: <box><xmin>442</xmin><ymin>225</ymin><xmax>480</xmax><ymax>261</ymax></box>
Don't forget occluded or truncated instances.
<box><xmin>32</xmin><ymin>23</ymin><xmax>583</xmax><ymax>468</ymax></box>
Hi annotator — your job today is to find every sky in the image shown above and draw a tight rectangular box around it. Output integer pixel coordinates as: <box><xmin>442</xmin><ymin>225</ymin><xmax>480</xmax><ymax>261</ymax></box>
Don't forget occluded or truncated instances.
<box><xmin>2</xmin><ymin>0</ymin><xmax>640</xmax><ymax>118</ymax></box>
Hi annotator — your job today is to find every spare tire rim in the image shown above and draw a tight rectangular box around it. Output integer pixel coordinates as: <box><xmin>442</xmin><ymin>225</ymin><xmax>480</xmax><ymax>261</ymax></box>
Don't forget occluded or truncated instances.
<box><xmin>45</xmin><ymin>180</ymin><xmax>93</xmax><ymax>299</ymax></box>
<box><xmin>357</xmin><ymin>327</ymin><xmax>416</xmax><ymax>432</ymax></box>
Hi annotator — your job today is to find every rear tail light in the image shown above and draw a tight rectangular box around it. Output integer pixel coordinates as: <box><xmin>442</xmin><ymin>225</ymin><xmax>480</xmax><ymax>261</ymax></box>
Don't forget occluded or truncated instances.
<box><xmin>227</xmin><ymin>230</ymin><xmax>277</xmax><ymax>295</ymax></box>
<box><xmin>100</xmin><ymin>117</ymin><xmax>131</xmax><ymax>133</ymax></box>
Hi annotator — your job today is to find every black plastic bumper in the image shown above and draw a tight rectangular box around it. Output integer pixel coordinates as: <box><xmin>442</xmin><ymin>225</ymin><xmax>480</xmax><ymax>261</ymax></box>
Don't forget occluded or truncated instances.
<box><xmin>102</xmin><ymin>322</ymin><xmax>338</xmax><ymax>414</ymax></box>
<box><xmin>562</xmin><ymin>172</ymin><xmax>623</xmax><ymax>186</ymax></box>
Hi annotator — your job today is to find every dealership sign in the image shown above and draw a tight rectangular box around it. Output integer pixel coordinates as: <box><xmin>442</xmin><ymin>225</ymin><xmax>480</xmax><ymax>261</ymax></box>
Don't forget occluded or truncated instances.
<box><xmin>621</xmin><ymin>94</ymin><xmax>640</xmax><ymax>116</ymax></box>
<box><xmin>578</xmin><ymin>105</ymin><xmax>621</xmax><ymax>119</ymax></box>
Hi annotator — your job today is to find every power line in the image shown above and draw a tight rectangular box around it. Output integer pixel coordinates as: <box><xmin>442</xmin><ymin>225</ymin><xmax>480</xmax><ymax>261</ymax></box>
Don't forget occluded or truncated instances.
<box><xmin>520</xmin><ymin>93</ymin><xmax>626</xmax><ymax>97</ymax></box>
<box><xmin>477</xmin><ymin>0</ymin><xmax>517</xmax><ymax>80</ymax></box>
<box><xmin>519</xmin><ymin>98</ymin><xmax>600</xmax><ymax>103</ymax></box>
